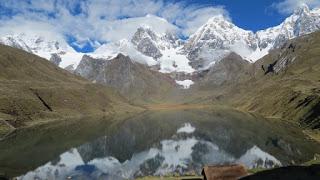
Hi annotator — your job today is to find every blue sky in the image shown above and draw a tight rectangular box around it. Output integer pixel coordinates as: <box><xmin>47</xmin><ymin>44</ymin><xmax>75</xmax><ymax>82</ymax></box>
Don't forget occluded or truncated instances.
<box><xmin>171</xmin><ymin>0</ymin><xmax>285</xmax><ymax>31</ymax></box>
<box><xmin>211</xmin><ymin>0</ymin><xmax>285</xmax><ymax>31</ymax></box>
<box><xmin>0</xmin><ymin>0</ymin><xmax>319</xmax><ymax>52</ymax></box>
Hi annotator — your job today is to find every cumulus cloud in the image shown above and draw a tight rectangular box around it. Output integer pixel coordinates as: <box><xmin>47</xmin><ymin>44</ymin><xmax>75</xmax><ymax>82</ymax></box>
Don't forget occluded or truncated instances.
<box><xmin>0</xmin><ymin>17</ymin><xmax>63</xmax><ymax>41</ymax></box>
<box><xmin>272</xmin><ymin>0</ymin><xmax>320</xmax><ymax>14</ymax></box>
<box><xmin>100</xmin><ymin>15</ymin><xmax>178</xmax><ymax>42</ymax></box>
<box><xmin>0</xmin><ymin>0</ymin><xmax>229</xmax><ymax>51</ymax></box>
<box><xmin>173</xmin><ymin>6</ymin><xmax>230</xmax><ymax>36</ymax></box>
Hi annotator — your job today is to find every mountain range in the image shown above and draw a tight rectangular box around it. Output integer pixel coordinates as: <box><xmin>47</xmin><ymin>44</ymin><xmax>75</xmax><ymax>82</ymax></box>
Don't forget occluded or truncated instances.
<box><xmin>0</xmin><ymin>4</ymin><xmax>320</xmax><ymax>130</ymax></box>
<box><xmin>0</xmin><ymin>44</ymin><xmax>142</xmax><ymax>131</ymax></box>
<box><xmin>1</xmin><ymin>4</ymin><xmax>319</xmax><ymax>78</ymax></box>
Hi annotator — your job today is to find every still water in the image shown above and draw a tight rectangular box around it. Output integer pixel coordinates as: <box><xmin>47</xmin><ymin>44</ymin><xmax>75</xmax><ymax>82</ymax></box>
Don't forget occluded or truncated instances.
<box><xmin>0</xmin><ymin>108</ymin><xmax>319</xmax><ymax>179</ymax></box>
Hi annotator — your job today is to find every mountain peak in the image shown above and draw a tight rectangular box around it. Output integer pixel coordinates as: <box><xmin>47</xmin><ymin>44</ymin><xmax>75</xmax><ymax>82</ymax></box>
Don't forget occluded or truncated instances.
<box><xmin>138</xmin><ymin>24</ymin><xmax>152</xmax><ymax>31</ymax></box>
<box><xmin>132</xmin><ymin>26</ymin><xmax>158</xmax><ymax>41</ymax></box>
<box><xmin>294</xmin><ymin>3</ymin><xmax>310</xmax><ymax>15</ymax></box>
<box><xmin>115</xmin><ymin>53</ymin><xmax>129</xmax><ymax>60</ymax></box>
<box><xmin>203</xmin><ymin>15</ymin><xmax>235</xmax><ymax>29</ymax></box>
<box><xmin>206</xmin><ymin>15</ymin><xmax>231</xmax><ymax>23</ymax></box>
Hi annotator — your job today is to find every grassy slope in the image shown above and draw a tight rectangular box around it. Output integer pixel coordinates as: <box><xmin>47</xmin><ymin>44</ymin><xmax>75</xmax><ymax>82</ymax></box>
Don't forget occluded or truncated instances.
<box><xmin>0</xmin><ymin>44</ymin><xmax>142</xmax><ymax>132</ymax></box>
<box><xmin>179</xmin><ymin>31</ymin><xmax>320</xmax><ymax>132</ymax></box>
<box><xmin>231</xmin><ymin>31</ymin><xmax>320</xmax><ymax>129</ymax></box>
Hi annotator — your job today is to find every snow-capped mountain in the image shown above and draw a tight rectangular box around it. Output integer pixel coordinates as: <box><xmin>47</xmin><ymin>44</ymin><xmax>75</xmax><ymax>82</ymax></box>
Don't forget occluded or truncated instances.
<box><xmin>185</xmin><ymin>4</ymin><xmax>320</xmax><ymax>69</ymax></box>
<box><xmin>90</xmin><ymin>38</ymin><xmax>158</xmax><ymax>66</ymax></box>
<box><xmin>184</xmin><ymin>15</ymin><xmax>258</xmax><ymax>69</ymax></box>
<box><xmin>0</xmin><ymin>33</ymin><xmax>83</xmax><ymax>70</ymax></box>
<box><xmin>258</xmin><ymin>4</ymin><xmax>320</xmax><ymax>49</ymax></box>
<box><xmin>92</xmin><ymin>26</ymin><xmax>194</xmax><ymax>73</ymax></box>
<box><xmin>74</xmin><ymin>54</ymin><xmax>177</xmax><ymax>100</ymax></box>
<box><xmin>0</xmin><ymin>4</ymin><xmax>319</xmax><ymax>75</ymax></box>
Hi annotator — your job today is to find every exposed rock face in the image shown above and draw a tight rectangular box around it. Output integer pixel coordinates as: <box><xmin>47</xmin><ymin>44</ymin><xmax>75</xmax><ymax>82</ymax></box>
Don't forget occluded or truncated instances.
<box><xmin>257</xmin><ymin>5</ymin><xmax>320</xmax><ymax>49</ymax></box>
<box><xmin>75</xmin><ymin>55</ymin><xmax>106</xmax><ymax>82</ymax></box>
<box><xmin>185</xmin><ymin>5</ymin><xmax>320</xmax><ymax>69</ymax></box>
<box><xmin>130</xmin><ymin>26</ymin><xmax>182</xmax><ymax>60</ymax></box>
<box><xmin>0</xmin><ymin>33</ymin><xmax>83</xmax><ymax>69</ymax></box>
<box><xmin>49</xmin><ymin>53</ymin><xmax>62</xmax><ymax>66</ymax></box>
<box><xmin>75</xmin><ymin>54</ymin><xmax>175</xmax><ymax>101</ymax></box>
<box><xmin>216</xmin><ymin>31</ymin><xmax>320</xmax><ymax>129</ymax></box>
<box><xmin>64</xmin><ymin>64</ymin><xmax>76</xmax><ymax>73</ymax></box>
<box><xmin>1</xmin><ymin>5</ymin><xmax>319</xmax><ymax>75</ymax></box>
<box><xmin>131</xmin><ymin>27</ymin><xmax>163</xmax><ymax>59</ymax></box>
<box><xmin>92</xmin><ymin>26</ymin><xmax>193</xmax><ymax>73</ymax></box>
<box><xmin>184</xmin><ymin>15</ymin><xmax>257</xmax><ymax>68</ymax></box>
<box><xmin>0</xmin><ymin>35</ymin><xmax>32</xmax><ymax>52</ymax></box>
<box><xmin>199</xmin><ymin>52</ymin><xmax>251</xmax><ymax>86</ymax></box>
<box><xmin>136</xmin><ymin>37</ymin><xmax>162</xmax><ymax>59</ymax></box>
<box><xmin>241</xmin><ymin>164</ymin><xmax>320</xmax><ymax>180</ymax></box>
<box><xmin>267</xmin><ymin>4</ymin><xmax>320</xmax><ymax>49</ymax></box>
<box><xmin>0</xmin><ymin>44</ymin><xmax>140</xmax><ymax>127</ymax></box>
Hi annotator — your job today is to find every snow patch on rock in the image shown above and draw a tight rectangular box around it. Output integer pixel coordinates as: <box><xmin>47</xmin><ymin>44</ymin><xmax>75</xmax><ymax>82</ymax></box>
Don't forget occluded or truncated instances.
<box><xmin>175</xmin><ymin>80</ymin><xmax>194</xmax><ymax>89</ymax></box>
<box><xmin>177</xmin><ymin>123</ymin><xmax>196</xmax><ymax>134</ymax></box>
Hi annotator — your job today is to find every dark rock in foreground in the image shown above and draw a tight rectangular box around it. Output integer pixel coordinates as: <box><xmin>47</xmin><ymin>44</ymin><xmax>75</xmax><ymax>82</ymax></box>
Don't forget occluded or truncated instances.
<box><xmin>241</xmin><ymin>164</ymin><xmax>320</xmax><ymax>180</ymax></box>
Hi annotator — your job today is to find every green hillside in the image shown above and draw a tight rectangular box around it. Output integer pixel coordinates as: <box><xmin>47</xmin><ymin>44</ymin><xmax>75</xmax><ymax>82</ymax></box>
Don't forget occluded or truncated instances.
<box><xmin>190</xmin><ymin>31</ymin><xmax>320</xmax><ymax>130</ymax></box>
<box><xmin>0</xmin><ymin>44</ymin><xmax>142</xmax><ymax>135</ymax></box>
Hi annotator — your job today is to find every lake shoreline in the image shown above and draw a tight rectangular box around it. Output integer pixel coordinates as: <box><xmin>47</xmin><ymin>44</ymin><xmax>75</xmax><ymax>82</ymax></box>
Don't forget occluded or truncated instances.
<box><xmin>2</xmin><ymin>103</ymin><xmax>320</xmax><ymax>145</ymax></box>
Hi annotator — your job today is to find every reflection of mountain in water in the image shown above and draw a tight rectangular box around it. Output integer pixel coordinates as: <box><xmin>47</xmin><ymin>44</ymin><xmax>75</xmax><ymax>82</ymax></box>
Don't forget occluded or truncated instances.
<box><xmin>18</xmin><ymin>123</ymin><xmax>281</xmax><ymax>179</ymax></box>
<box><xmin>14</xmin><ymin>109</ymin><xmax>320</xmax><ymax>179</ymax></box>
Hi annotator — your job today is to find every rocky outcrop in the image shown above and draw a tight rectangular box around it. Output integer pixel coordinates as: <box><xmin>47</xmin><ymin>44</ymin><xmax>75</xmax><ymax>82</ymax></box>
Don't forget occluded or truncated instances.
<box><xmin>240</xmin><ymin>164</ymin><xmax>320</xmax><ymax>180</ymax></box>
<box><xmin>184</xmin><ymin>15</ymin><xmax>257</xmax><ymax>68</ymax></box>
<box><xmin>0</xmin><ymin>44</ymin><xmax>141</xmax><ymax>128</ymax></box>
<box><xmin>199</xmin><ymin>52</ymin><xmax>251</xmax><ymax>87</ymax></box>
<box><xmin>75</xmin><ymin>55</ymin><xmax>106</xmax><ymax>82</ymax></box>
<box><xmin>226</xmin><ymin>31</ymin><xmax>320</xmax><ymax>129</ymax></box>
<box><xmin>75</xmin><ymin>54</ymin><xmax>176</xmax><ymax>102</ymax></box>
<box><xmin>131</xmin><ymin>27</ymin><xmax>163</xmax><ymax>59</ymax></box>
<box><xmin>49</xmin><ymin>53</ymin><xmax>62</xmax><ymax>66</ymax></box>
<box><xmin>184</xmin><ymin>5</ymin><xmax>320</xmax><ymax>69</ymax></box>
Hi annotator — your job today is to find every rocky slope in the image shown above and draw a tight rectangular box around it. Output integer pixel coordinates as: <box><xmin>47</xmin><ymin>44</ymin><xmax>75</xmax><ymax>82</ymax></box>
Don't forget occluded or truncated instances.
<box><xmin>75</xmin><ymin>54</ymin><xmax>177</xmax><ymax>103</ymax></box>
<box><xmin>197</xmin><ymin>53</ymin><xmax>251</xmax><ymax>87</ymax></box>
<box><xmin>184</xmin><ymin>5</ymin><xmax>320</xmax><ymax>69</ymax></box>
<box><xmin>184</xmin><ymin>15</ymin><xmax>258</xmax><ymax>69</ymax></box>
<box><xmin>92</xmin><ymin>26</ymin><xmax>194</xmax><ymax>74</ymax></box>
<box><xmin>0</xmin><ymin>4</ymin><xmax>319</xmax><ymax>130</ymax></box>
<box><xmin>192</xmin><ymin>31</ymin><xmax>320</xmax><ymax>129</ymax></box>
<box><xmin>0</xmin><ymin>44</ymin><xmax>141</xmax><ymax>130</ymax></box>
<box><xmin>0</xmin><ymin>5</ymin><xmax>319</xmax><ymax>76</ymax></box>
<box><xmin>0</xmin><ymin>33</ymin><xmax>83</xmax><ymax>71</ymax></box>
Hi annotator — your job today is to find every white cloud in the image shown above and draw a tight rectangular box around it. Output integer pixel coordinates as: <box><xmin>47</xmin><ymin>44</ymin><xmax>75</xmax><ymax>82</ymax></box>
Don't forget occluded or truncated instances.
<box><xmin>0</xmin><ymin>17</ymin><xmax>62</xmax><ymax>41</ymax></box>
<box><xmin>272</xmin><ymin>0</ymin><xmax>320</xmax><ymax>14</ymax></box>
<box><xmin>174</xmin><ymin>6</ymin><xmax>230</xmax><ymax>36</ymax></box>
<box><xmin>0</xmin><ymin>0</ymin><xmax>229</xmax><ymax>51</ymax></box>
<box><xmin>100</xmin><ymin>15</ymin><xmax>178</xmax><ymax>42</ymax></box>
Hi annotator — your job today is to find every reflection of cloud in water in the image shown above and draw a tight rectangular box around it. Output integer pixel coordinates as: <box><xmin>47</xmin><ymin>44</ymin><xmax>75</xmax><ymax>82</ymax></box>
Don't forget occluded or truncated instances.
<box><xmin>17</xmin><ymin>123</ymin><xmax>282</xmax><ymax>179</ymax></box>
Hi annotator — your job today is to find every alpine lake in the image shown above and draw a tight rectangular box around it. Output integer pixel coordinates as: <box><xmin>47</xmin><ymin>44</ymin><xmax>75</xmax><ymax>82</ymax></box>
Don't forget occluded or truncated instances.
<box><xmin>0</xmin><ymin>107</ymin><xmax>319</xmax><ymax>179</ymax></box>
